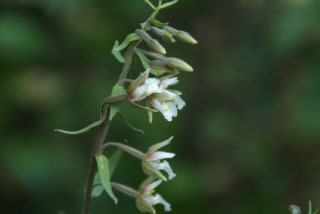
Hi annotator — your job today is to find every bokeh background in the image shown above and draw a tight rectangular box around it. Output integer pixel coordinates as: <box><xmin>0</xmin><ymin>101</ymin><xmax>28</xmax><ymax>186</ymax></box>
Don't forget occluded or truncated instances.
<box><xmin>1</xmin><ymin>0</ymin><xmax>320</xmax><ymax>213</ymax></box>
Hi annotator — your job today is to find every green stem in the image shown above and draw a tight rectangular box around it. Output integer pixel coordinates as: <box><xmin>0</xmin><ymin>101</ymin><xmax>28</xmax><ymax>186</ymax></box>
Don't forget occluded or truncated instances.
<box><xmin>81</xmin><ymin>6</ymin><xmax>161</xmax><ymax>214</ymax></box>
<box><xmin>117</xmin><ymin>7</ymin><xmax>160</xmax><ymax>85</ymax></box>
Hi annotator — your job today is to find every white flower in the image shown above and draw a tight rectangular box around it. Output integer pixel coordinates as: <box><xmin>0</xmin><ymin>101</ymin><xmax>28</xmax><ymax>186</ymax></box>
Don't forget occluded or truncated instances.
<box><xmin>130</xmin><ymin>78</ymin><xmax>163</xmax><ymax>102</ymax></box>
<box><xmin>142</xmin><ymin>136</ymin><xmax>176</xmax><ymax>181</ymax></box>
<box><xmin>129</xmin><ymin>72</ymin><xmax>186</xmax><ymax>122</ymax></box>
<box><xmin>136</xmin><ymin>177</ymin><xmax>171</xmax><ymax>214</ymax></box>
<box><xmin>148</xmin><ymin>76</ymin><xmax>186</xmax><ymax>121</ymax></box>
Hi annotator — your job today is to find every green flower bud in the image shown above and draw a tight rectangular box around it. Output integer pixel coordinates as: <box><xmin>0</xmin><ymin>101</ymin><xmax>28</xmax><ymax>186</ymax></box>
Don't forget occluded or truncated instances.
<box><xmin>136</xmin><ymin>29</ymin><xmax>166</xmax><ymax>55</ymax></box>
<box><xmin>163</xmin><ymin>25</ymin><xmax>198</xmax><ymax>45</ymax></box>
<box><xmin>177</xmin><ymin>30</ymin><xmax>198</xmax><ymax>45</ymax></box>
<box><xmin>148</xmin><ymin>39</ymin><xmax>167</xmax><ymax>55</ymax></box>
<box><xmin>150</xmin><ymin>60</ymin><xmax>175</xmax><ymax>76</ymax></box>
<box><xmin>167</xmin><ymin>57</ymin><xmax>193</xmax><ymax>72</ymax></box>
<box><xmin>150</xmin><ymin>26</ymin><xmax>176</xmax><ymax>43</ymax></box>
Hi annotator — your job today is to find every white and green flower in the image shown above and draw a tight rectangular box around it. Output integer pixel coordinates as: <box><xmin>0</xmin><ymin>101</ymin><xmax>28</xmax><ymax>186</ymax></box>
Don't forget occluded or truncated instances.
<box><xmin>142</xmin><ymin>136</ymin><xmax>176</xmax><ymax>181</ymax></box>
<box><xmin>136</xmin><ymin>177</ymin><xmax>171</xmax><ymax>214</ymax></box>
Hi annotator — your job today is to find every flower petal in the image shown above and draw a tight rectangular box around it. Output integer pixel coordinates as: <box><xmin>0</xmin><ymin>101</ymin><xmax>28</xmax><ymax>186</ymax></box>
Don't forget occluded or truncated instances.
<box><xmin>143</xmin><ymin>179</ymin><xmax>162</xmax><ymax>195</ymax></box>
<box><xmin>160</xmin><ymin>77</ymin><xmax>179</xmax><ymax>89</ymax></box>
<box><xmin>148</xmin><ymin>151</ymin><xmax>175</xmax><ymax>161</ymax></box>
<box><xmin>146</xmin><ymin>194</ymin><xmax>171</xmax><ymax>212</ymax></box>
<box><xmin>159</xmin><ymin>160</ymin><xmax>176</xmax><ymax>180</ymax></box>
<box><xmin>147</xmin><ymin>136</ymin><xmax>174</xmax><ymax>153</ymax></box>
<box><xmin>174</xmin><ymin>95</ymin><xmax>186</xmax><ymax>110</ymax></box>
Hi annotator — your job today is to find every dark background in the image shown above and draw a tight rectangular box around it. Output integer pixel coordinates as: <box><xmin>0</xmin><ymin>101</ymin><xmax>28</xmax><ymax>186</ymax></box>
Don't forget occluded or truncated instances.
<box><xmin>0</xmin><ymin>0</ymin><xmax>320</xmax><ymax>213</ymax></box>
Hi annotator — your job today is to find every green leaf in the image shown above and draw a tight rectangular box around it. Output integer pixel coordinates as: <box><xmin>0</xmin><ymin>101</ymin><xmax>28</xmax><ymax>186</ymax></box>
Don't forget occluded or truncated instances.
<box><xmin>109</xmin><ymin>149</ymin><xmax>124</xmax><ymax>175</ymax></box>
<box><xmin>111</xmin><ymin>33</ymin><xmax>140</xmax><ymax>63</ymax></box>
<box><xmin>111</xmin><ymin>41</ymin><xmax>125</xmax><ymax>63</ymax></box>
<box><xmin>309</xmin><ymin>201</ymin><xmax>313</xmax><ymax>214</ymax></box>
<box><xmin>109</xmin><ymin>84</ymin><xmax>126</xmax><ymax>120</ymax></box>
<box><xmin>95</xmin><ymin>154</ymin><xmax>118</xmax><ymax>204</ymax></box>
<box><xmin>144</xmin><ymin>0</ymin><xmax>156</xmax><ymax>10</ymax></box>
<box><xmin>115</xmin><ymin>33</ymin><xmax>140</xmax><ymax>51</ymax></box>
<box><xmin>160</xmin><ymin>0</ymin><xmax>178</xmax><ymax>9</ymax></box>
<box><xmin>135</xmin><ymin>51</ymin><xmax>157</xmax><ymax>76</ymax></box>
<box><xmin>150</xmin><ymin>18</ymin><xmax>169</xmax><ymax>28</ymax></box>
<box><xmin>54</xmin><ymin>120</ymin><xmax>103</xmax><ymax>135</ymax></box>
<box><xmin>117</xmin><ymin>111</ymin><xmax>144</xmax><ymax>135</ymax></box>
<box><xmin>92</xmin><ymin>173</ymin><xmax>104</xmax><ymax>198</ymax></box>
<box><xmin>92</xmin><ymin>149</ymin><xmax>123</xmax><ymax>198</ymax></box>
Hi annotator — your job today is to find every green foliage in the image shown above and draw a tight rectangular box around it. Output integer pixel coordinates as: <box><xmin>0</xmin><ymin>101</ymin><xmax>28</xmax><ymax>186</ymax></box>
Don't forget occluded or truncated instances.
<box><xmin>309</xmin><ymin>201</ymin><xmax>319</xmax><ymax>214</ymax></box>
<box><xmin>160</xmin><ymin>0</ymin><xmax>178</xmax><ymax>9</ymax></box>
<box><xmin>109</xmin><ymin>84</ymin><xmax>126</xmax><ymax>120</ymax></box>
<box><xmin>150</xmin><ymin>18</ymin><xmax>169</xmax><ymax>28</ymax></box>
<box><xmin>117</xmin><ymin>111</ymin><xmax>144</xmax><ymax>135</ymax></box>
<box><xmin>135</xmin><ymin>51</ymin><xmax>157</xmax><ymax>76</ymax></box>
<box><xmin>54</xmin><ymin>120</ymin><xmax>103</xmax><ymax>135</ymax></box>
<box><xmin>92</xmin><ymin>149</ymin><xmax>123</xmax><ymax>198</ymax></box>
<box><xmin>112</xmin><ymin>33</ymin><xmax>140</xmax><ymax>63</ymax></box>
<box><xmin>95</xmin><ymin>154</ymin><xmax>118</xmax><ymax>203</ymax></box>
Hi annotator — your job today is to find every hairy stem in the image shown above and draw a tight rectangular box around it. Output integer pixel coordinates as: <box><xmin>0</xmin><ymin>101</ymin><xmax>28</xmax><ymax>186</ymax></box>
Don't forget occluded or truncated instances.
<box><xmin>81</xmin><ymin>7</ymin><xmax>161</xmax><ymax>214</ymax></box>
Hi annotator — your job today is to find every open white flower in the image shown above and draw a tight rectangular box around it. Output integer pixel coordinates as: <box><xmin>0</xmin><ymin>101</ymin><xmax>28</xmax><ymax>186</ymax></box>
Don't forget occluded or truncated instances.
<box><xmin>128</xmin><ymin>71</ymin><xmax>185</xmax><ymax>122</ymax></box>
<box><xmin>149</xmin><ymin>76</ymin><xmax>186</xmax><ymax>121</ymax></box>
<box><xmin>142</xmin><ymin>136</ymin><xmax>176</xmax><ymax>181</ymax></box>
<box><xmin>136</xmin><ymin>177</ymin><xmax>171</xmax><ymax>214</ymax></box>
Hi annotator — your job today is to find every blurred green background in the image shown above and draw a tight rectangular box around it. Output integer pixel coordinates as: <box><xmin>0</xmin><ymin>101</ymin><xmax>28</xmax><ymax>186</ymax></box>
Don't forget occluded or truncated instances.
<box><xmin>1</xmin><ymin>0</ymin><xmax>320</xmax><ymax>213</ymax></box>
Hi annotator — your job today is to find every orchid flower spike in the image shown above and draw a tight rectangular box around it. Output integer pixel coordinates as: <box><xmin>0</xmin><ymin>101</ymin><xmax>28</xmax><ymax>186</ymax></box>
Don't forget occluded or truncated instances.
<box><xmin>136</xmin><ymin>176</ymin><xmax>171</xmax><ymax>214</ymax></box>
<box><xmin>142</xmin><ymin>136</ymin><xmax>176</xmax><ymax>181</ymax></box>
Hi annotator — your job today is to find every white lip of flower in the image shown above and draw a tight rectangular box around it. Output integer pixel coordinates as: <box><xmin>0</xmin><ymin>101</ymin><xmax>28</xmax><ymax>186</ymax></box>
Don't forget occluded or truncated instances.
<box><xmin>137</xmin><ymin>177</ymin><xmax>171</xmax><ymax>213</ymax></box>
<box><xmin>142</xmin><ymin>136</ymin><xmax>176</xmax><ymax>181</ymax></box>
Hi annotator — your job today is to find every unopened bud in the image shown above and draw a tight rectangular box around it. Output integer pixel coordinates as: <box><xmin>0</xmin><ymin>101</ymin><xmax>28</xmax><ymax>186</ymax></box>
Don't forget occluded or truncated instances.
<box><xmin>164</xmin><ymin>25</ymin><xmax>198</xmax><ymax>45</ymax></box>
<box><xmin>150</xmin><ymin>26</ymin><xmax>175</xmax><ymax>43</ymax></box>
<box><xmin>150</xmin><ymin>60</ymin><xmax>175</xmax><ymax>76</ymax></box>
<box><xmin>177</xmin><ymin>31</ymin><xmax>198</xmax><ymax>44</ymax></box>
<box><xmin>136</xmin><ymin>29</ymin><xmax>166</xmax><ymax>55</ymax></box>
<box><xmin>149</xmin><ymin>39</ymin><xmax>167</xmax><ymax>55</ymax></box>
<box><xmin>167</xmin><ymin>57</ymin><xmax>193</xmax><ymax>72</ymax></box>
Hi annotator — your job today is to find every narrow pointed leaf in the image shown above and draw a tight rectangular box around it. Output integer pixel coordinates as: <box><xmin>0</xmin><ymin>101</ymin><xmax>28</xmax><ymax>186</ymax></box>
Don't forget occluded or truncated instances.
<box><xmin>160</xmin><ymin>0</ymin><xmax>178</xmax><ymax>9</ymax></box>
<box><xmin>54</xmin><ymin>120</ymin><xmax>103</xmax><ymax>135</ymax></box>
<box><xmin>95</xmin><ymin>154</ymin><xmax>118</xmax><ymax>204</ymax></box>
<box><xmin>309</xmin><ymin>201</ymin><xmax>313</xmax><ymax>214</ymax></box>
<box><xmin>150</xmin><ymin>18</ymin><xmax>169</xmax><ymax>28</ymax></box>
<box><xmin>92</xmin><ymin>149</ymin><xmax>123</xmax><ymax>198</ymax></box>
<box><xmin>115</xmin><ymin>33</ymin><xmax>140</xmax><ymax>51</ymax></box>
<box><xmin>144</xmin><ymin>0</ymin><xmax>156</xmax><ymax>9</ymax></box>
<box><xmin>109</xmin><ymin>149</ymin><xmax>124</xmax><ymax>175</ymax></box>
<box><xmin>112</xmin><ymin>41</ymin><xmax>125</xmax><ymax>63</ymax></box>
<box><xmin>135</xmin><ymin>51</ymin><xmax>157</xmax><ymax>76</ymax></box>
<box><xmin>117</xmin><ymin>111</ymin><xmax>144</xmax><ymax>135</ymax></box>
<box><xmin>109</xmin><ymin>84</ymin><xmax>126</xmax><ymax>120</ymax></box>
<box><xmin>92</xmin><ymin>173</ymin><xmax>104</xmax><ymax>198</ymax></box>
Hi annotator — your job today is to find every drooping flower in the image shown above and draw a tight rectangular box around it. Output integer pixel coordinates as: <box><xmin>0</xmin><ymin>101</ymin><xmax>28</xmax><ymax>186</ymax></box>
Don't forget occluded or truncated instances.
<box><xmin>110</xmin><ymin>177</ymin><xmax>171</xmax><ymax>214</ymax></box>
<box><xmin>149</xmin><ymin>76</ymin><xmax>186</xmax><ymax>122</ymax></box>
<box><xmin>142</xmin><ymin>136</ymin><xmax>176</xmax><ymax>181</ymax></box>
<box><xmin>136</xmin><ymin>176</ymin><xmax>171</xmax><ymax>214</ymax></box>
<box><xmin>100</xmin><ymin>136</ymin><xmax>176</xmax><ymax>181</ymax></box>
<box><xmin>128</xmin><ymin>70</ymin><xmax>186</xmax><ymax>122</ymax></box>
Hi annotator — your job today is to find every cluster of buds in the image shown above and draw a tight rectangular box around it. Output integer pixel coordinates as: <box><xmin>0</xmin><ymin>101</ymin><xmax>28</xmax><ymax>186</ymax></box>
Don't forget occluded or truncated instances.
<box><xmin>125</xmin><ymin>23</ymin><xmax>197</xmax><ymax>123</ymax></box>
